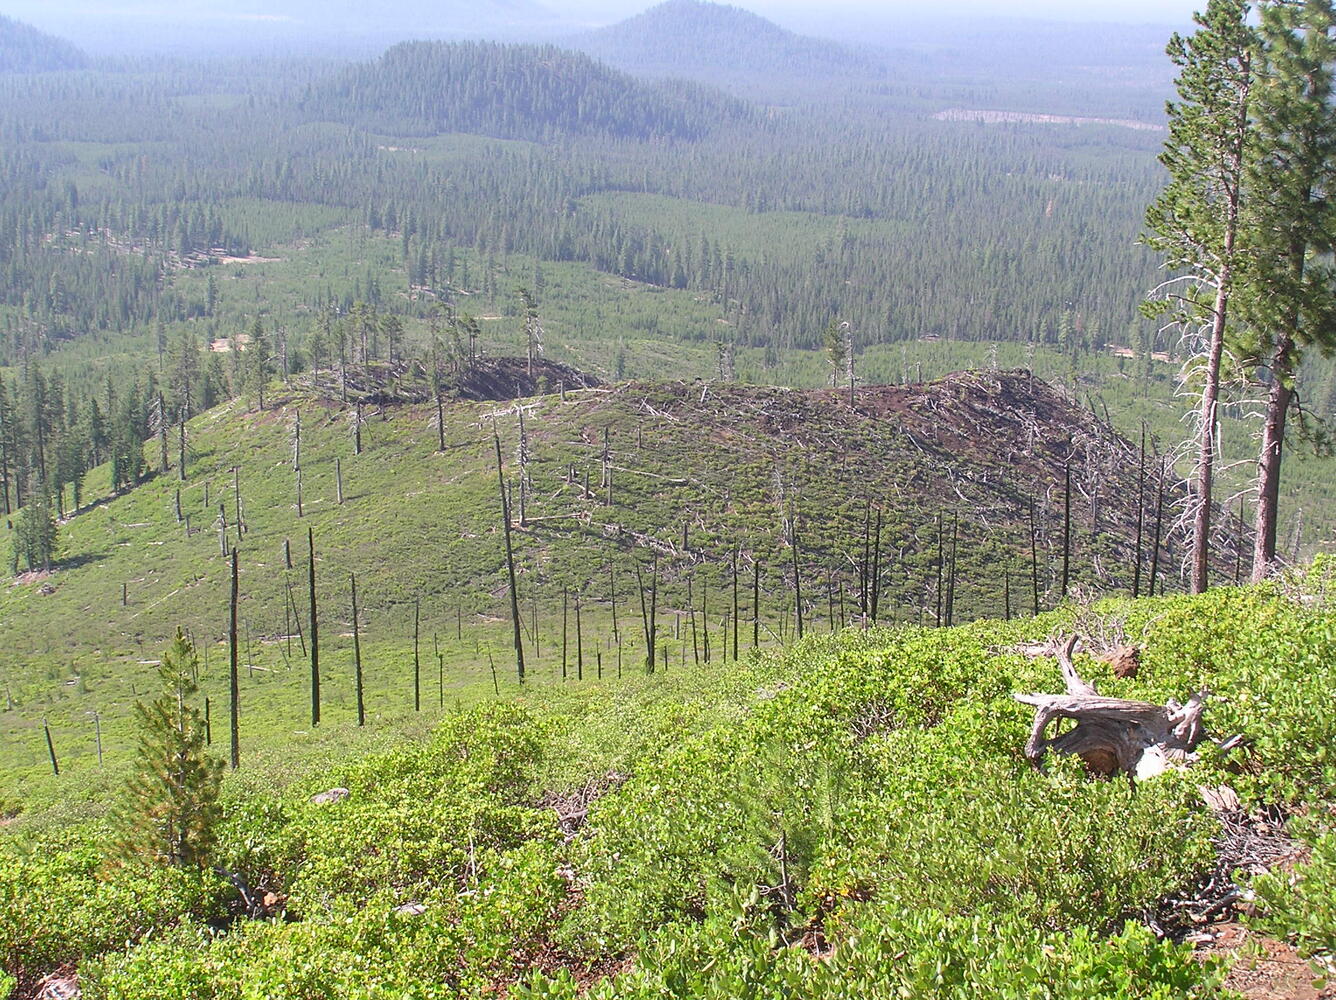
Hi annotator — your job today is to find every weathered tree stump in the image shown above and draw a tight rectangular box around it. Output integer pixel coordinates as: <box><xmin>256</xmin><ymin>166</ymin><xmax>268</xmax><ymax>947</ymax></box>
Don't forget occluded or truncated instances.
<box><xmin>1014</xmin><ymin>635</ymin><xmax>1209</xmax><ymax>779</ymax></box>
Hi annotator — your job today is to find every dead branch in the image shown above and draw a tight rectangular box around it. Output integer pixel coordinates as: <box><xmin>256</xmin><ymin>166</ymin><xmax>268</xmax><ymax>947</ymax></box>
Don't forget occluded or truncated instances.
<box><xmin>1014</xmin><ymin>635</ymin><xmax>1210</xmax><ymax>779</ymax></box>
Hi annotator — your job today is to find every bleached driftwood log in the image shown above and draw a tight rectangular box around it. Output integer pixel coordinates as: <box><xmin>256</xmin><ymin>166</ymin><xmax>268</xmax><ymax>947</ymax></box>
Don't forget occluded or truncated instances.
<box><xmin>1014</xmin><ymin>635</ymin><xmax>1209</xmax><ymax>780</ymax></box>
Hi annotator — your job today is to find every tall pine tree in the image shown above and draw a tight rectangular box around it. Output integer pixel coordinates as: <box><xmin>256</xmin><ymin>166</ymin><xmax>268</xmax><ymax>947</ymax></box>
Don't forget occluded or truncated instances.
<box><xmin>1144</xmin><ymin>0</ymin><xmax>1256</xmax><ymax>593</ymax></box>
<box><xmin>1242</xmin><ymin>0</ymin><xmax>1336</xmax><ymax>579</ymax></box>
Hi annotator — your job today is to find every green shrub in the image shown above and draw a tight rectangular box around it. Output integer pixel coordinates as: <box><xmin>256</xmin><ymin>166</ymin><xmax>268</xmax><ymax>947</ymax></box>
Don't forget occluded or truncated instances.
<box><xmin>0</xmin><ymin>832</ymin><xmax>226</xmax><ymax>986</ymax></box>
<box><xmin>520</xmin><ymin>901</ymin><xmax>1230</xmax><ymax>999</ymax></box>
<box><xmin>1253</xmin><ymin>823</ymin><xmax>1336</xmax><ymax>968</ymax></box>
<box><xmin>282</xmin><ymin>702</ymin><xmax>552</xmax><ymax>910</ymax></box>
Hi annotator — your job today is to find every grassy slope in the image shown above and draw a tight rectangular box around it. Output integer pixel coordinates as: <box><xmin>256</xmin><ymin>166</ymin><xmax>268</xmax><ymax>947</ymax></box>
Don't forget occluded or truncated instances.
<box><xmin>3</xmin><ymin>582</ymin><xmax>1334</xmax><ymax>997</ymax></box>
<box><xmin>1</xmin><ymin>365</ymin><xmax>1188</xmax><ymax>801</ymax></box>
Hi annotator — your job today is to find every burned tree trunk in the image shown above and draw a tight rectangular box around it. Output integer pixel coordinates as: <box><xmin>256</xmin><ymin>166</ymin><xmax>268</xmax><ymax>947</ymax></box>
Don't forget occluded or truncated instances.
<box><xmin>1014</xmin><ymin>635</ymin><xmax>1209</xmax><ymax>779</ymax></box>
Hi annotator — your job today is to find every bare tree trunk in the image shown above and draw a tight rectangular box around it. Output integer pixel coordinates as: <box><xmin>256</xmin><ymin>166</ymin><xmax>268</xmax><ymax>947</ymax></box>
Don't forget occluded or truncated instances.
<box><xmin>351</xmin><ymin>572</ymin><xmax>364</xmax><ymax>726</ymax></box>
<box><xmin>752</xmin><ymin>559</ymin><xmax>761</xmax><ymax>649</ymax></box>
<box><xmin>493</xmin><ymin>424</ymin><xmax>526</xmax><ymax>684</ymax></box>
<box><xmin>229</xmin><ymin>548</ymin><xmax>240</xmax><ymax>769</ymax></box>
<box><xmin>791</xmin><ymin>520</ymin><xmax>804</xmax><ymax>640</ymax></box>
<box><xmin>934</xmin><ymin>512</ymin><xmax>945</xmax><ymax>626</ymax></box>
<box><xmin>307</xmin><ymin>523</ymin><xmax>320</xmax><ymax>726</ymax></box>
<box><xmin>731</xmin><ymin>549</ymin><xmax>739</xmax><ymax>661</ymax></box>
<box><xmin>1029</xmin><ymin>501</ymin><xmax>1040</xmax><ymax>615</ymax></box>
<box><xmin>945</xmin><ymin>512</ymin><xmax>958</xmax><ymax>627</ymax></box>
<box><xmin>158</xmin><ymin>392</ymin><xmax>169</xmax><ymax>475</ymax></box>
<box><xmin>1061</xmin><ymin>461</ymin><xmax>1072</xmax><ymax>599</ymax></box>
<box><xmin>1235</xmin><ymin>496</ymin><xmax>1246</xmax><ymax>585</ymax></box>
<box><xmin>1191</xmin><ymin>278</ymin><xmax>1231</xmax><ymax>593</ymax></box>
<box><xmin>1133</xmin><ymin>424</ymin><xmax>1146</xmax><ymax>598</ymax></box>
<box><xmin>870</xmin><ymin>507</ymin><xmax>883</xmax><ymax>624</ymax></box>
<box><xmin>1251</xmin><ymin>337</ymin><xmax>1295</xmax><ymax>582</ymax></box>
<box><xmin>1150</xmin><ymin>458</ymin><xmax>1168</xmax><ymax>596</ymax></box>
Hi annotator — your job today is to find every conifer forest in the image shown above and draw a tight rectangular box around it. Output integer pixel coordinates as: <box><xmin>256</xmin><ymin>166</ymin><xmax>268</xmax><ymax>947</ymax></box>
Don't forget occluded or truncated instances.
<box><xmin>0</xmin><ymin>1</ymin><xmax>1335</xmax><ymax>997</ymax></box>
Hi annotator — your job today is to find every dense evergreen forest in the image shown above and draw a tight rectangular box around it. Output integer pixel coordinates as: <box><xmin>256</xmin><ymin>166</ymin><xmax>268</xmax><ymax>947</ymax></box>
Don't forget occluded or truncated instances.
<box><xmin>307</xmin><ymin>40</ymin><xmax>748</xmax><ymax>140</ymax></box>
<box><xmin>0</xmin><ymin>16</ymin><xmax>87</xmax><ymax>74</ymax></box>
<box><xmin>0</xmin><ymin>3</ymin><xmax>1332</xmax><ymax>551</ymax></box>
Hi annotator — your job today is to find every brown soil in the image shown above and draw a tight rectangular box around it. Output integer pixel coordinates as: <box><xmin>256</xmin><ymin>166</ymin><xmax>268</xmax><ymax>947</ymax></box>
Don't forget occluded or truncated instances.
<box><xmin>1196</xmin><ymin>924</ymin><xmax>1333</xmax><ymax>1000</ymax></box>
<box><xmin>453</xmin><ymin>357</ymin><xmax>602</xmax><ymax>402</ymax></box>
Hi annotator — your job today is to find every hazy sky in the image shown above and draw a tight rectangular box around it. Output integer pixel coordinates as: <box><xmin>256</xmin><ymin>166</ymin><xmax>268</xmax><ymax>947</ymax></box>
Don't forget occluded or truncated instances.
<box><xmin>2</xmin><ymin>0</ymin><xmax>1203</xmax><ymax>27</ymax></box>
<box><xmin>559</xmin><ymin>0</ymin><xmax>1198</xmax><ymax>26</ymax></box>
<box><xmin>2</xmin><ymin>0</ymin><xmax>1201</xmax><ymax>56</ymax></box>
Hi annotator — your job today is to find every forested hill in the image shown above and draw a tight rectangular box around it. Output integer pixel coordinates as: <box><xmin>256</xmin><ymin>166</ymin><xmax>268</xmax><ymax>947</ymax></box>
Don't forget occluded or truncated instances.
<box><xmin>0</xmin><ymin>15</ymin><xmax>87</xmax><ymax>74</ymax></box>
<box><xmin>570</xmin><ymin>0</ymin><xmax>883</xmax><ymax>83</ymax></box>
<box><xmin>303</xmin><ymin>40</ymin><xmax>749</xmax><ymax>141</ymax></box>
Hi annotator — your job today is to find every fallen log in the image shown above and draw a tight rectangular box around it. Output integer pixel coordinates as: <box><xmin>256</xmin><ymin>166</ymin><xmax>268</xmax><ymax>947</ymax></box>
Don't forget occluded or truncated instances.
<box><xmin>1014</xmin><ymin>634</ymin><xmax>1209</xmax><ymax>780</ymax></box>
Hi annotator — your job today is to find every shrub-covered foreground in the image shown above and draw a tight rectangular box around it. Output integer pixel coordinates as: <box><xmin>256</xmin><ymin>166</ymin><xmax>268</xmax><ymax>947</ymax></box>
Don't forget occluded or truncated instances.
<box><xmin>2</xmin><ymin>584</ymin><xmax>1334</xmax><ymax>998</ymax></box>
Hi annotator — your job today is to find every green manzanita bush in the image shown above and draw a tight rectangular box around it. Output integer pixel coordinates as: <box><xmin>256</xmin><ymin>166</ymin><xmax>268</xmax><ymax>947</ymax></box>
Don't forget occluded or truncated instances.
<box><xmin>19</xmin><ymin>588</ymin><xmax>1336</xmax><ymax>998</ymax></box>
<box><xmin>280</xmin><ymin>702</ymin><xmax>553</xmax><ymax>910</ymax></box>
<box><xmin>0</xmin><ymin>830</ymin><xmax>227</xmax><ymax>986</ymax></box>
<box><xmin>84</xmin><ymin>839</ymin><xmax>570</xmax><ymax>999</ymax></box>
<box><xmin>1252</xmin><ymin>822</ymin><xmax>1336</xmax><ymax>972</ymax></box>
<box><xmin>1118</xmin><ymin>588</ymin><xmax>1336</xmax><ymax>804</ymax></box>
<box><xmin>518</xmin><ymin>899</ymin><xmax>1231</xmax><ymax>999</ymax></box>
<box><xmin>806</xmin><ymin>718</ymin><xmax>1216</xmax><ymax>934</ymax></box>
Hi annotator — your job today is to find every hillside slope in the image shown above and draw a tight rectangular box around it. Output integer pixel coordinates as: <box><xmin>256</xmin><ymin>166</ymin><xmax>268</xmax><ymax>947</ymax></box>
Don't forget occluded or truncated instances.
<box><xmin>569</xmin><ymin>0</ymin><xmax>884</xmax><ymax>84</ymax></box>
<box><xmin>0</xmin><ymin>15</ymin><xmax>86</xmax><ymax>73</ymax></box>
<box><xmin>5</xmin><ymin>584</ymin><xmax>1334</xmax><ymax>998</ymax></box>
<box><xmin>0</xmin><ymin>366</ymin><xmax>1225</xmax><ymax>782</ymax></box>
<box><xmin>302</xmin><ymin>40</ymin><xmax>748</xmax><ymax>140</ymax></box>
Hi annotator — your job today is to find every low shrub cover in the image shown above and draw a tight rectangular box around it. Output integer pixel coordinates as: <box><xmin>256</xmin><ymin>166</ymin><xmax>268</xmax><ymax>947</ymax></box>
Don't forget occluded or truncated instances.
<box><xmin>1</xmin><ymin>586</ymin><xmax>1331</xmax><ymax>997</ymax></box>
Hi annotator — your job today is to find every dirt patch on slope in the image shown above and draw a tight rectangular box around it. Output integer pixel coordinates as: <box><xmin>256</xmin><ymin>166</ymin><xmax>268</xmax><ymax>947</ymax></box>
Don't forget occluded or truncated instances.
<box><xmin>1197</xmin><ymin>924</ymin><xmax>1333</xmax><ymax>1000</ymax></box>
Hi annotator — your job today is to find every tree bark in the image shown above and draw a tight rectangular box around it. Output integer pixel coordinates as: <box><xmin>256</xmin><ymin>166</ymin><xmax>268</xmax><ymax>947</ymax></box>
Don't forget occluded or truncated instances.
<box><xmin>229</xmin><ymin>548</ymin><xmax>240</xmax><ymax>769</ymax></box>
<box><xmin>308</xmin><ymin>526</ymin><xmax>320</xmax><ymax>726</ymax></box>
<box><xmin>1014</xmin><ymin>635</ymin><xmax>1209</xmax><ymax>779</ymax></box>
<box><xmin>493</xmin><ymin>424</ymin><xmax>525</xmax><ymax>684</ymax></box>
<box><xmin>1251</xmin><ymin>335</ymin><xmax>1294</xmax><ymax>581</ymax></box>
<box><xmin>1192</xmin><ymin>262</ymin><xmax>1233</xmax><ymax>594</ymax></box>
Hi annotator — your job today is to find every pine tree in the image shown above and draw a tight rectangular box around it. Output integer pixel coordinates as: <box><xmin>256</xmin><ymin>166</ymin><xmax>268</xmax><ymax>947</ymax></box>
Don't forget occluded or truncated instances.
<box><xmin>12</xmin><ymin>484</ymin><xmax>55</xmax><ymax>573</ymax></box>
<box><xmin>245</xmin><ymin>318</ymin><xmax>272</xmax><ymax>411</ymax></box>
<box><xmin>823</xmin><ymin>319</ymin><xmax>846</xmax><ymax>388</ymax></box>
<box><xmin>518</xmin><ymin>287</ymin><xmax>543</xmax><ymax>375</ymax></box>
<box><xmin>1242</xmin><ymin>0</ymin><xmax>1336</xmax><ymax>579</ymax></box>
<box><xmin>114</xmin><ymin>630</ymin><xmax>222</xmax><ymax>869</ymax></box>
<box><xmin>1143</xmin><ymin>0</ymin><xmax>1256</xmax><ymax>593</ymax></box>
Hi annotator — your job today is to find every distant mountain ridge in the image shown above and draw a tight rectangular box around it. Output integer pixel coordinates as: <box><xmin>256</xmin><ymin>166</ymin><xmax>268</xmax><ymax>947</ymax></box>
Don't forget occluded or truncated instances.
<box><xmin>569</xmin><ymin>0</ymin><xmax>884</xmax><ymax>83</ymax></box>
<box><xmin>304</xmin><ymin>40</ymin><xmax>750</xmax><ymax>141</ymax></box>
<box><xmin>0</xmin><ymin>15</ymin><xmax>87</xmax><ymax>73</ymax></box>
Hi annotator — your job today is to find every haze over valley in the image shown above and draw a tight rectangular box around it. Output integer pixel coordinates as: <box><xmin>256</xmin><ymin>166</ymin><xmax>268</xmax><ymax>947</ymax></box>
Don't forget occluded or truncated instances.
<box><xmin>1</xmin><ymin>2</ymin><xmax>1334</xmax><ymax>998</ymax></box>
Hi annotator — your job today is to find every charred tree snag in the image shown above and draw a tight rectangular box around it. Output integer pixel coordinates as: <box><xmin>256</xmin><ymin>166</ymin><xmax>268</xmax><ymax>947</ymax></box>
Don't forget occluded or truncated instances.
<box><xmin>229</xmin><ymin>548</ymin><xmax>240</xmax><ymax>769</ymax></box>
<box><xmin>1029</xmin><ymin>501</ymin><xmax>1040</xmax><ymax>616</ymax></box>
<box><xmin>1133</xmin><ymin>424</ymin><xmax>1146</xmax><ymax>598</ymax></box>
<box><xmin>493</xmin><ymin>421</ymin><xmax>526</xmax><ymax>685</ymax></box>
<box><xmin>1150</xmin><ymin>457</ymin><xmax>1168</xmax><ymax>597</ymax></box>
<box><xmin>351</xmin><ymin>572</ymin><xmax>364</xmax><ymax>727</ymax></box>
<box><xmin>752</xmin><ymin>559</ymin><xmax>761</xmax><ymax>649</ymax></box>
<box><xmin>308</xmin><ymin>526</ymin><xmax>320</xmax><ymax>727</ymax></box>
<box><xmin>1014</xmin><ymin>636</ymin><xmax>1209</xmax><ymax>780</ymax></box>
<box><xmin>1061</xmin><ymin>460</ymin><xmax>1072</xmax><ymax>599</ymax></box>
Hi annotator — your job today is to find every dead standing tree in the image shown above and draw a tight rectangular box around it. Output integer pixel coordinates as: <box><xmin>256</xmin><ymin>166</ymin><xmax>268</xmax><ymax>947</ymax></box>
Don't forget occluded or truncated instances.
<box><xmin>1014</xmin><ymin>635</ymin><xmax>1210</xmax><ymax>780</ymax></box>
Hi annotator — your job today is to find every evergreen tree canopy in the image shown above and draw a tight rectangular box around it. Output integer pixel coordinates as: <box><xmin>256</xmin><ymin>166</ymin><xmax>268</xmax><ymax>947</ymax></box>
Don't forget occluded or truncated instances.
<box><xmin>114</xmin><ymin>630</ymin><xmax>222</xmax><ymax>869</ymax></box>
